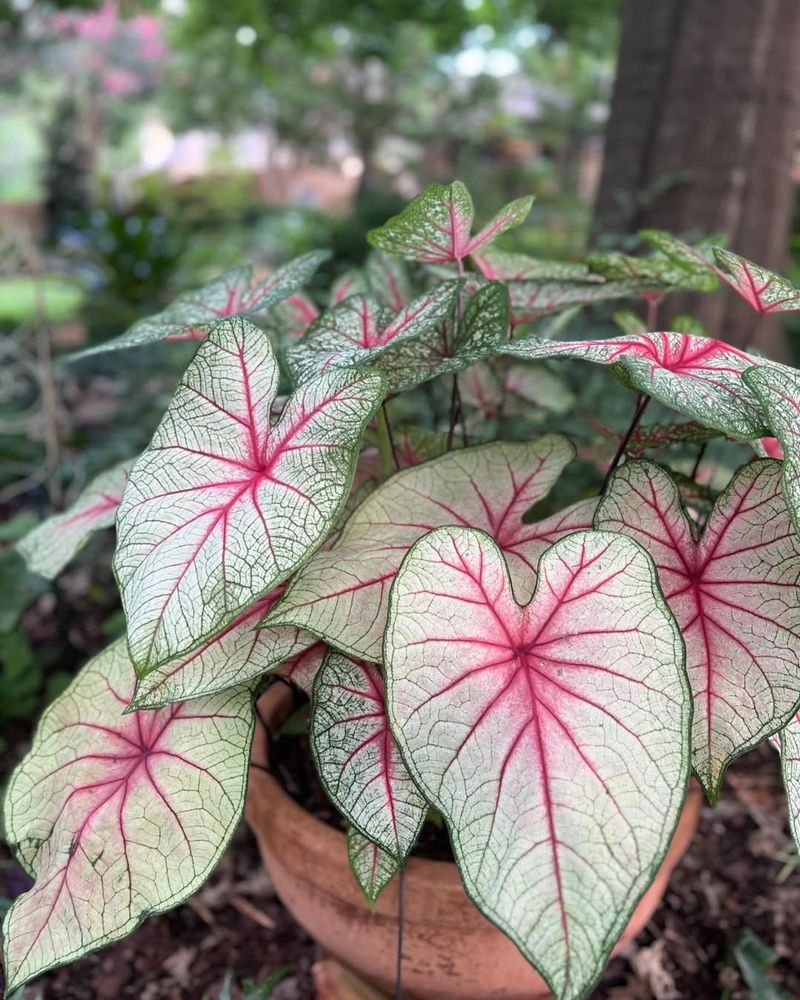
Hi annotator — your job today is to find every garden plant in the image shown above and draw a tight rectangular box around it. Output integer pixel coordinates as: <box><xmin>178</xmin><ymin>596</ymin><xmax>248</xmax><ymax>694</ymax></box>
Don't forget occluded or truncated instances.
<box><xmin>6</xmin><ymin>181</ymin><xmax>800</xmax><ymax>1000</ymax></box>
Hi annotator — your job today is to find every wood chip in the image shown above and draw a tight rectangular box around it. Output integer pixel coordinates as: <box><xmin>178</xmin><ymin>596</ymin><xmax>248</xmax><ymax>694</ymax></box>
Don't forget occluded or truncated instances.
<box><xmin>228</xmin><ymin>894</ymin><xmax>276</xmax><ymax>929</ymax></box>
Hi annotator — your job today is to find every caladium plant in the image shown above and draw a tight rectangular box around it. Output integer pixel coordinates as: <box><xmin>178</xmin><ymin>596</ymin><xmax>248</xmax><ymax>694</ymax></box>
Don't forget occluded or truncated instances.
<box><xmin>8</xmin><ymin>180</ymin><xmax>800</xmax><ymax>1000</ymax></box>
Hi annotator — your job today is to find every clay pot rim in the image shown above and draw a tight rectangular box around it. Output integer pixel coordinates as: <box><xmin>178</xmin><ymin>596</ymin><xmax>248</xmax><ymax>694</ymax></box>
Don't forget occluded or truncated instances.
<box><xmin>250</xmin><ymin>682</ymin><xmax>703</xmax><ymax>895</ymax></box>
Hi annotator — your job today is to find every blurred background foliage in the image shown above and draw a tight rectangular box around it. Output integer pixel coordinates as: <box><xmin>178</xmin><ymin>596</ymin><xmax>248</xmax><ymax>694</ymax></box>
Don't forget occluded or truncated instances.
<box><xmin>1</xmin><ymin>0</ymin><xmax>800</xmax><ymax>747</ymax></box>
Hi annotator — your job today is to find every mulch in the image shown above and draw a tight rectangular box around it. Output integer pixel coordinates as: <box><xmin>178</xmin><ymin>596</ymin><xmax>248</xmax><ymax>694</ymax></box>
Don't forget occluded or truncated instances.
<box><xmin>4</xmin><ymin>738</ymin><xmax>799</xmax><ymax>1000</ymax></box>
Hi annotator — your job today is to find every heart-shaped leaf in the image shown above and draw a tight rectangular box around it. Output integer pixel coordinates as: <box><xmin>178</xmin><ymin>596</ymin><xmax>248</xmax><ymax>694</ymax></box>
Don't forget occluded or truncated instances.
<box><xmin>503</xmin><ymin>332</ymin><xmax>768</xmax><ymax>438</ymax></box>
<box><xmin>115</xmin><ymin>316</ymin><xmax>385</xmax><ymax>673</ymax></box>
<box><xmin>347</xmin><ymin>828</ymin><xmax>400</xmax><ymax>906</ymax></box>
<box><xmin>597</xmin><ymin>459</ymin><xmax>800</xmax><ymax>800</ymax></box>
<box><xmin>266</xmin><ymin>436</ymin><xmax>597</xmax><ymax>661</ymax></box>
<box><xmin>2</xmin><ymin>640</ymin><xmax>254</xmax><ymax>993</ymax></box>
<box><xmin>130</xmin><ymin>588</ymin><xmax>315</xmax><ymax>710</ymax></box>
<box><xmin>344</xmin><ymin>281</ymin><xmax>510</xmax><ymax>393</ymax></box>
<box><xmin>312</xmin><ymin>652</ymin><xmax>426</xmax><ymax>858</ymax></box>
<box><xmin>70</xmin><ymin>252</ymin><xmax>329</xmax><ymax>358</ymax></box>
<box><xmin>384</xmin><ymin>526</ymin><xmax>690</xmax><ymax>1000</ymax></box>
<box><xmin>17</xmin><ymin>459</ymin><xmax>132</xmax><ymax>579</ymax></box>
<box><xmin>743</xmin><ymin>365</ymin><xmax>800</xmax><ymax>535</ymax></box>
<box><xmin>367</xmin><ymin>181</ymin><xmax>532</xmax><ymax>263</ymax></box>
<box><xmin>714</xmin><ymin>248</ymin><xmax>800</xmax><ymax>313</ymax></box>
<box><xmin>286</xmin><ymin>283</ymin><xmax>461</xmax><ymax>390</ymax></box>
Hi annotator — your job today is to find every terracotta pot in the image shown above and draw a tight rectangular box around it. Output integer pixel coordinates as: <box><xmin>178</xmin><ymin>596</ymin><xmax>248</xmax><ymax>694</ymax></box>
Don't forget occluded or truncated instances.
<box><xmin>246</xmin><ymin>685</ymin><xmax>703</xmax><ymax>1000</ymax></box>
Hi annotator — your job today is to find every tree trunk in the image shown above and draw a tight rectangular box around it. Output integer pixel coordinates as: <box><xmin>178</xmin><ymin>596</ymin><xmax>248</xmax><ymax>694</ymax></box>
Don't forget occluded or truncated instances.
<box><xmin>593</xmin><ymin>0</ymin><xmax>800</xmax><ymax>353</ymax></box>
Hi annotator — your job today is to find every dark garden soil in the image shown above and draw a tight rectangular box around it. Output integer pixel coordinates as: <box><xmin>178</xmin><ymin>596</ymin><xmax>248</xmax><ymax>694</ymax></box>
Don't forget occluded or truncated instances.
<box><xmin>4</xmin><ymin>715</ymin><xmax>800</xmax><ymax>999</ymax></box>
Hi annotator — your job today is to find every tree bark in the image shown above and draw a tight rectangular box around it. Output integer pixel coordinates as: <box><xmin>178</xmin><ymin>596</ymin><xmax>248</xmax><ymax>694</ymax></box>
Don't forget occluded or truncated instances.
<box><xmin>593</xmin><ymin>0</ymin><xmax>800</xmax><ymax>353</ymax></box>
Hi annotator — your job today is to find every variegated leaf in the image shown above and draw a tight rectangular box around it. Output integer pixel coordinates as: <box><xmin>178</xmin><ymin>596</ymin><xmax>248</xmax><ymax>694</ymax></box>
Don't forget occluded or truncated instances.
<box><xmin>273</xmin><ymin>640</ymin><xmax>327</xmax><ymax>696</ymax></box>
<box><xmin>466</xmin><ymin>194</ymin><xmax>535</xmax><ymax>257</ymax></box>
<box><xmin>505</xmin><ymin>362</ymin><xmax>576</xmax><ymax>415</ymax></box>
<box><xmin>365</xmin><ymin>251</ymin><xmax>412</xmax><ymax>312</ymax></box>
<box><xmin>71</xmin><ymin>252</ymin><xmax>329</xmax><ymax>358</ymax></box>
<box><xmin>587</xmin><ymin>232</ymin><xmax>717</xmax><ymax>293</ymax></box>
<box><xmin>714</xmin><ymin>248</ymin><xmax>800</xmax><ymax>313</ymax></box>
<box><xmin>627</xmin><ymin>421</ymin><xmax>722</xmax><ymax>456</ymax></box>
<box><xmin>331</xmin><ymin>270</ymin><xmax>367</xmax><ymax>305</ymax></box>
<box><xmin>507</xmin><ymin>278</ymin><xmax>647</xmax><ymax>328</ymax></box>
<box><xmin>347</xmin><ymin>828</ymin><xmax>400</xmax><ymax>906</ymax></box>
<box><xmin>367</xmin><ymin>181</ymin><xmax>532</xmax><ymax>263</ymax></box>
<box><xmin>2</xmin><ymin>640</ymin><xmax>254</xmax><ymax>992</ymax></box>
<box><xmin>384</xmin><ymin>527</ymin><xmax>690</xmax><ymax>1000</ymax></box>
<box><xmin>777</xmin><ymin>715</ymin><xmax>800</xmax><ymax>852</ymax></box>
<box><xmin>17</xmin><ymin>460</ymin><xmax>132</xmax><ymax>579</ymax></box>
<box><xmin>742</xmin><ymin>365</ymin><xmax>800</xmax><ymax>535</ymax></box>
<box><xmin>503</xmin><ymin>332</ymin><xmax>769</xmax><ymax>439</ymax></box>
<box><xmin>460</xmin><ymin>361</ymin><xmax>574</xmax><ymax>419</ymax></box>
<box><xmin>130</xmin><ymin>587</ymin><xmax>314</xmax><ymax>709</ymax></box>
<box><xmin>270</xmin><ymin>291</ymin><xmax>320</xmax><ymax>340</ymax></box>
<box><xmin>286</xmin><ymin>283</ymin><xmax>460</xmax><ymax>390</ymax></box>
<box><xmin>115</xmin><ymin>316</ymin><xmax>385</xmax><ymax>673</ymax></box>
<box><xmin>312</xmin><ymin>652</ymin><xmax>426</xmax><ymax>858</ymax></box>
<box><xmin>596</xmin><ymin>459</ymin><xmax>800</xmax><ymax>800</ymax></box>
<box><xmin>266</xmin><ymin>436</ymin><xmax>597</xmax><ymax>661</ymax></box>
<box><xmin>472</xmin><ymin>248</ymin><xmax>594</xmax><ymax>282</ymax></box>
<box><xmin>348</xmin><ymin>281</ymin><xmax>509</xmax><ymax>392</ymax></box>
<box><xmin>638</xmin><ymin>230</ymin><xmax>718</xmax><ymax>292</ymax></box>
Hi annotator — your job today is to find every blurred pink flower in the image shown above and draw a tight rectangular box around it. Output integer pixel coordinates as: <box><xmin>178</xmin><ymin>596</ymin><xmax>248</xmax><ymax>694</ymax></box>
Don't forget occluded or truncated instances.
<box><xmin>102</xmin><ymin>67</ymin><xmax>141</xmax><ymax>96</ymax></box>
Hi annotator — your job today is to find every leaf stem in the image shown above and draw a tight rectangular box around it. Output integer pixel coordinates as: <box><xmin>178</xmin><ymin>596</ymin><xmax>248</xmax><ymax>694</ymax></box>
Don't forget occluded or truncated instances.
<box><xmin>691</xmin><ymin>441</ymin><xmax>708</xmax><ymax>481</ymax></box>
<box><xmin>446</xmin><ymin>256</ymin><xmax>467</xmax><ymax>450</ymax></box>
<box><xmin>601</xmin><ymin>394</ymin><xmax>651</xmax><ymax>493</ymax></box>
<box><xmin>394</xmin><ymin>863</ymin><xmax>406</xmax><ymax>1000</ymax></box>
<box><xmin>376</xmin><ymin>404</ymin><xmax>397</xmax><ymax>479</ymax></box>
<box><xmin>645</xmin><ymin>293</ymin><xmax>660</xmax><ymax>331</ymax></box>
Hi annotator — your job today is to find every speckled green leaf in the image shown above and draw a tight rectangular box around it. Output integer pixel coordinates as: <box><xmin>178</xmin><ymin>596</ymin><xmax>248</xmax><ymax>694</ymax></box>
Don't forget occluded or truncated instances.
<box><xmin>347</xmin><ymin>828</ymin><xmax>399</xmax><ymax>906</ymax></box>
<box><xmin>312</xmin><ymin>652</ymin><xmax>426</xmax><ymax>858</ymax></box>
<box><xmin>70</xmin><ymin>252</ymin><xmax>329</xmax><ymax>358</ymax></box>
<box><xmin>367</xmin><ymin>182</ymin><xmax>532</xmax><ymax>263</ymax></box>
<box><xmin>714</xmin><ymin>248</ymin><xmax>800</xmax><ymax>313</ymax></box>
<box><xmin>286</xmin><ymin>283</ymin><xmax>460</xmax><ymax>390</ymax></box>
<box><xmin>365</xmin><ymin>251</ymin><xmax>412</xmax><ymax>312</ymax></box>
<box><xmin>472</xmin><ymin>248</ymin><xmax>594</xmax><ymax>282</ymax></box>
<box><xmin>743</xmin><ymin>364</ymin><xmax>800</xmax><ymax>534</ymax></box>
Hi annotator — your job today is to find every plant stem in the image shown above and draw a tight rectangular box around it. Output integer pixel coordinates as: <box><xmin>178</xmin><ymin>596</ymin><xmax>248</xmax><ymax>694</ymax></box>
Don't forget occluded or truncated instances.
<box><xmin>690</xmin><ymin>441</ymin><xmax>708</xmax><ymax>481</ymax></box>
<box><xmin>601</xmin><ymin>394</ymin><xmax>651</xmax><ymax>493</ymax></box>
<box><xmin>446</xmin><ymin>376</ymin><xmax>459</xmax><ymax>450</ymax></box>
<box><xmin>446</xmin><ymin>256</ymin><xmax>468</xmax><ymax>449</ymax></box>
<box><xmin>645</xmin><ymin>294</ymin><xmax>660</xmax><ymax>331</ymax></box>
<box><xmin>394</xmin><ymin>864</ymin><xmax>406</xmax><ymax>1000</ymax></box>
<box><xmin>376</xmin><ymin>404</ymin><xmax>397</xmax><ymax>479</ymax></box>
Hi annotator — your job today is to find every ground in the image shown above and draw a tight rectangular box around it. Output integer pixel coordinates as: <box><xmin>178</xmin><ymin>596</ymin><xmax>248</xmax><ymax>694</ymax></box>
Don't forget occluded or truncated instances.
<box><xmin>7</xmin><ymin>739</ymin><xmax>797</xmax><ymax>1000</ymax></box>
